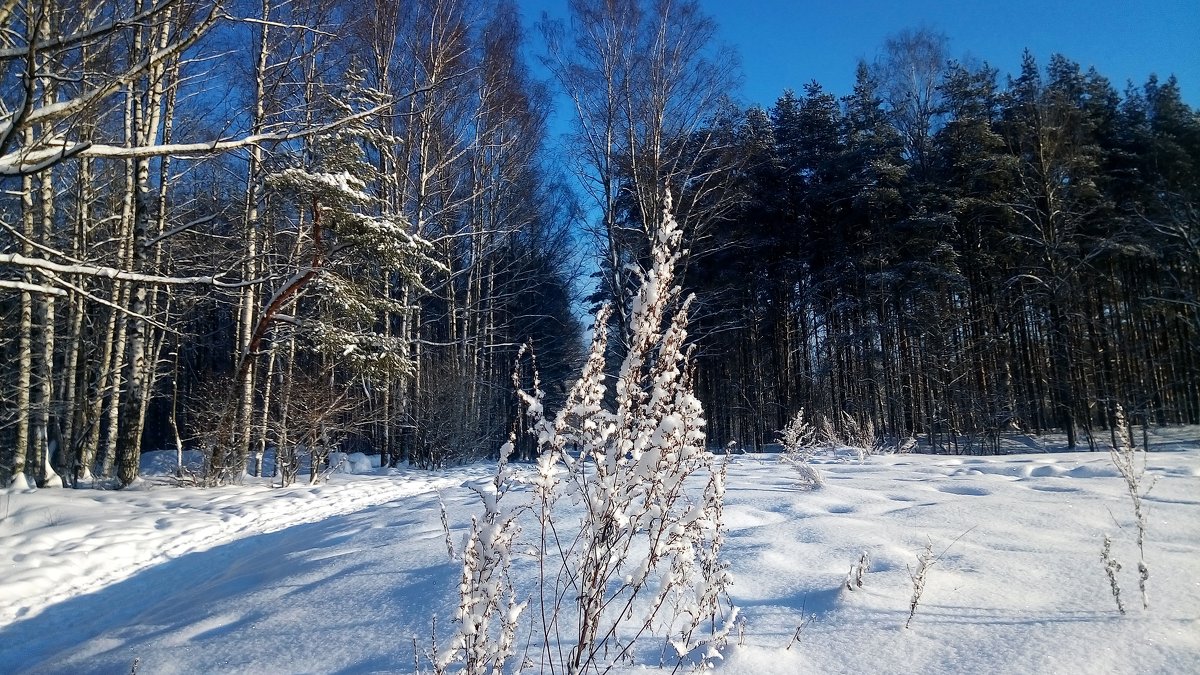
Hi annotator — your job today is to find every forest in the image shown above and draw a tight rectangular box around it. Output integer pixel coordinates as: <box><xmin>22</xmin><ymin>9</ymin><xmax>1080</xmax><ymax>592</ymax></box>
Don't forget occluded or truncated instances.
<box><xmin>1</xmin><ymin>0</ymin><xmax>1197</xmax><ymax>489</ymax></box>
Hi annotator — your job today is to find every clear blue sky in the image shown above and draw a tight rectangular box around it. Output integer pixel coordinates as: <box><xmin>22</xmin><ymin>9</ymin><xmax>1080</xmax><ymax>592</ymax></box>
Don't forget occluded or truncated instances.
<box><xmin>518</xmin><ymin>0</ymin><xmax>1200</xmax><ymax>107</ymax></box>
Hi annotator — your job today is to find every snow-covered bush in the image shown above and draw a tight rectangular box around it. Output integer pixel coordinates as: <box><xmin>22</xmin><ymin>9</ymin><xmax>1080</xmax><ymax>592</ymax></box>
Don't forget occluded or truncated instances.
<box><xmin>522</xmin><ymin>194</ymin><xmax>734</xmax><ymax>671</ymax></box>
<box><xmin>778</xmin><ymin>408</ymin><xmax>823</xmax><ymax>488</ymax></box>
<box><xmin>442</xmin><ymin>193</ymin><xmax>734</xmax><ymax>673</ymax></box>
<box><xmin>904</xmin><ymin>531</ymin><xmax>972</xmax><ymax>629</ymax></box>
<box><xmin>326</xmin><ymin>451</ymin><xmax>375</xmax><ymax>474</ymax></box>
<box><xmin>779</xmin><ymin>408</ymin><xmax>820</xmax><ymax>459</ymax></box>
<box><xmin>820</xmin><ymin>412</ymin><xmax>881</xmax><ymax>461</ymax></box>
<box><xmin>436</xmin><ymin>460</ymin><xmax>526</xmax><ymax>675</ymax></box>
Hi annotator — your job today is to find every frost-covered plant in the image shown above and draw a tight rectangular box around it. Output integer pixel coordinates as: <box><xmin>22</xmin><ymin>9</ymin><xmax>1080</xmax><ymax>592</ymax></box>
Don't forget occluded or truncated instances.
<box><xmin>784</xmin><ymin>614</ymin><xmax>813</xmax><ymax>651</ymax></box>
<box><xmin>905</xmin><ymin>541</ymin><xmax>934</xmax><ymax>629</ymax></box>
<box><xmin>512</xmin><ymin>193</ymin><xmax>735</xmax><ymax>672</ymax></box>
<box><xmin>439</xmin><ymin>499</ymin><xmax>456</xmax><ymax>560</ymax></box>
<box><xmin>904</xmin><ymin>531</ymin><xmax>972</xmax><ymax>629</ymax></box>
<box><xmin>778</xmin><ymin>408</ymin><xmax>823</xmax><ymax>488</ymax></box>
<box><xmin>845</xmin><ymin>550</ymin><xmax>870</xmax><ymax>591</ymax></box>
<box><xmin>784</xmin><ymin>457</ymin><xmax>824</xmax><ymax>490</ymax></box>
<box><xmin>1108</xmin><ymin>403</ymin><xmax>1152</xmax><ymax>610</ymax></box>
<box><xmin>438</xmin><ymin>458</ymin><xmax>527</xmax><ymax>675</ymax></box>
<box><xmin>779</xmin><ymin>408</ymin><xmax>820</xmax><ymax>457</ymax></box>
<box><xmin>1101</xmin><ymin>534</ymin><xmax>1125</xmax><ymax>615</ymax></box>
<box><xmin>821</xmin><ymin>412</ymin><xmax>880</xmax><ymax>460</ymax></box>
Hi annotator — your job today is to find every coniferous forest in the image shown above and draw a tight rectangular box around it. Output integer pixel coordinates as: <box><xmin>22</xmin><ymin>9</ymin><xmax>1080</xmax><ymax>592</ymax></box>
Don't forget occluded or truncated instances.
<box><xmin>1</xmin><ymin>0</ymin><xmax>1197</xmax><ymax>489</ymax></box>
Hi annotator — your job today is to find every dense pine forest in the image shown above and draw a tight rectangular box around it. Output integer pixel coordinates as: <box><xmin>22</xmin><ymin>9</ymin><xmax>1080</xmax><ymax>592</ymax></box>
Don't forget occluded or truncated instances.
<box><xmin>688</xmin><ymin>41</ymin><xmax>1200</xmax><ymax>453</ymax></box>
<box><xmin>1</xmin><ymin>0</ymin><xmax>1197</xmax><ymax>489</ymax></box>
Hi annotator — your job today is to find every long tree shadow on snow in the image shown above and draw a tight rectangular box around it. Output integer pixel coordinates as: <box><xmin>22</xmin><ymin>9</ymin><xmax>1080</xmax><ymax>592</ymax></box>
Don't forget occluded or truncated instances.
<box><xmin>0</xmin><ymin>493</ymin><xmax>460</xmax><ymax>675</ymax></box>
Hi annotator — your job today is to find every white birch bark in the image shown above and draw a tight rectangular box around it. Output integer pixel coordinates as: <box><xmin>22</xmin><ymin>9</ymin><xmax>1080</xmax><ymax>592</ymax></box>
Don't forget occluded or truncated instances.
<box><xmin>11</xmin><ymin>148</ymin><xmax>34</xmax><ymax>488</ymax></box>
<box><xmin>34</xmin><ymin>161</ymin><xmax>60</xmax><ymax>487</ymax></box>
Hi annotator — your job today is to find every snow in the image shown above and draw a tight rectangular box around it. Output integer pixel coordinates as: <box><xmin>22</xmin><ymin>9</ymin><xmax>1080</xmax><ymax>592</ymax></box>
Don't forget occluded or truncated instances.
<box><xmin>1</xmin><ymin>429</ymin><xmax>1199</xmax><ymax>674</ymax></box>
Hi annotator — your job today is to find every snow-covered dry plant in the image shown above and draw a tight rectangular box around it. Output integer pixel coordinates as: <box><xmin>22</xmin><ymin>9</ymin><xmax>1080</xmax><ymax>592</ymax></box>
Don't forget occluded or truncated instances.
<box><xmin>845</xmin><ymin>550</ymin><xmax>870</xmax><ymax>591</ymax></box>
<box><xmin>1107</xmin><ymin>404</ymin><xmax>1152</xmax><ymax>610</ymax></box>
<box><xmin>510</xmin><ymin>194</ymin><xmax>735</xmax><ymax>672</ymax></box>
<box><xmin>905</xmin><ymin>541</ymin><xmax>934</xmax><ymax>629</ymax></box>
<box><xmin>778</xmin><ymin>408</ymin><xmax>823</xmax><ymax>488</ymax></box>
<box><xmin>904</xmin><ymin>530</ymin><xmax>971</xmax><ymax>629</ymax></box>
<box><xmin>779</xmin><ymin>408</ymin><xmax>820</xmax><ymax>457</ymax></box>
<box><xmin>437</xmin><ymin>459</ymin><xmax>526</xmax><ymax>675</ymax></box>
<box><xmin>821</xmin><ymin>412</ymin><xmax>881</xmax><ymax>461</ymax></box>
<box><xmin>439</xmin><ymin>499</ymin><xmax>456</xmax><ymax>561</ymax></box>
<box><xmin>1101</xmin><ymin>534</ymin><xmax>1125</xmax><ymax>615</ymax></box>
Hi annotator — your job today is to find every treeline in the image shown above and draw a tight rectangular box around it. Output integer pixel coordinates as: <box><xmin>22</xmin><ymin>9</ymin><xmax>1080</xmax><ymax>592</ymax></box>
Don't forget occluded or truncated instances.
<box><xmin>0</xmin><ymin>0</ymin><xmax>582</xmax><ymax>488</ymax></box>
<box><xmin>3</xmin><ymin>0</ymin><xmax>1198</xmax><ymax>491</ymax></box>
<box><xmin>686</xmin><ymin>32</ymin><xmax>1200</xmax><ymax>452</ymax></box>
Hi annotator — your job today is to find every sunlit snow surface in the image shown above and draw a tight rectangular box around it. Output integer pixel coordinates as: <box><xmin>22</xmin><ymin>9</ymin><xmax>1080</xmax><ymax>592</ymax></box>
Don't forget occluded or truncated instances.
<box><xmin>2</xmin><ymin>430</ymin><xmax>1198</xmax><ymax>674</ymax></box>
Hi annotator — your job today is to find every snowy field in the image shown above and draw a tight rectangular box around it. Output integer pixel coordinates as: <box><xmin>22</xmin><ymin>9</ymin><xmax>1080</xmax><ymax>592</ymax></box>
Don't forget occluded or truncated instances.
<box><xmin>2</xmin><ymin>429</ymin><xmax>1199</xmax><ymax>674</ymax></box>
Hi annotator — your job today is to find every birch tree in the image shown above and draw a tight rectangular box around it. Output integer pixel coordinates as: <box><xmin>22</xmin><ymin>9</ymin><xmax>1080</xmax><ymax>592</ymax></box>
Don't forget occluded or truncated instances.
<box><xmin>541</xmin><ymin>0</ymin><xmax>738</xmax><ymax>341</ymax></box>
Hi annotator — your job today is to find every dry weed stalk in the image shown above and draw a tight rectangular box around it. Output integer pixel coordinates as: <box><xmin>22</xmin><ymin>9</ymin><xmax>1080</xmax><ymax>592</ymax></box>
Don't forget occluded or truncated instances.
<box><xmin>1107</xmin><ymin>403</ymin><xmax>1153</xmax><ymax>610</ymax></box>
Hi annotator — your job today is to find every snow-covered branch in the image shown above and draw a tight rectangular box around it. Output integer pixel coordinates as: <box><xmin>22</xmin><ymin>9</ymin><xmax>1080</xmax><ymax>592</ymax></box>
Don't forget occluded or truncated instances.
<box><xmin>0</xmin><ymin>0</ymin><xmax>178</xmax><ymax>62</ymax></box>
<box><xmin>0</xmin><ymin>253</ymin><xmax>259</xmax><ymax>288</ymax></box>
<box><xmin>0</xmin><ymin>279</ymin><xmax>67</xmax><ymax>296</ymax></box>
<box><xmin>0</xmin><ymin>103</ymin><xmax>393</xmax><ymax>173</ymax></box>
<box><xmin>0</xmin><ymin>1</ymin><xmax>220</xmax><ymax>162</ymax></box>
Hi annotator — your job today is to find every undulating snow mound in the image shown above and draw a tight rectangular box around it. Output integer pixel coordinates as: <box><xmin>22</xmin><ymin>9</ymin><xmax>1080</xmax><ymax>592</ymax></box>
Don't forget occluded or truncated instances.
<box><xmin>0</xmin><ymin>430</ymin><xmax>1198</xmax><ymax>673</ymax></box>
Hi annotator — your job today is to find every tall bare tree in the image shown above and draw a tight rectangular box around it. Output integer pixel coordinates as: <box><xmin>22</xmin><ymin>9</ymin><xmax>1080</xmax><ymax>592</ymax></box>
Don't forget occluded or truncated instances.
<box><xmin>541</xmin><ymin>0</ymin><xmax>738</xmax><ymax>340</ymax></box>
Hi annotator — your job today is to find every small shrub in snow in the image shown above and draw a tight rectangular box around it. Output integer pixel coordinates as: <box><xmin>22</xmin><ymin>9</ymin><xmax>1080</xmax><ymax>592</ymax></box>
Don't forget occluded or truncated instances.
<box><xmin>267</xmin><ymin>373</ymin><xmax>361</xmax><ymax>487</ymax></box>
<box><xmin>505</xmin><ymin>194</ymin><xmax>735</xmax><ymax>672</ymax></box>
<box><xmin>784</xmin><ymin>614</ymin><xmax>813</xmax><ymax>651</ymax></box>
<box><xmin>779</xmin><ymin>408</ymin><xmax>820</xmax><ymax>457</ymax></box>
<box><xmin>821</xmin><ymin>412</ymin><xmax>881</xmax><ymax>461</ymax></box>
<box><xmin>439</xmin><ymin>499</ymin><xmax>456</xmax><ymax>561</ymax></box>
<box><xmin>778</xmin><ymin>409</ymin><xmax>824</xmax><ymax>488</ymax></box>
<box><xmin>782</xmin><ymin>458</ymin><xmax>824</xmax><ymax>490</ymax></box>
<box><xmin>438</xmin><ymin>460</ymin><xmax>526</xmax><ymax>674</ymax></box>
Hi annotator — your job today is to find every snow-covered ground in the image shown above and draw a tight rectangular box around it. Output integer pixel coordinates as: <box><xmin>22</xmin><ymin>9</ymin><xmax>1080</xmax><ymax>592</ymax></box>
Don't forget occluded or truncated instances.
<box><xmin>2</xmin><ymin>429</ymin><xmax>1199</xmax><ymax>674</ymax></box>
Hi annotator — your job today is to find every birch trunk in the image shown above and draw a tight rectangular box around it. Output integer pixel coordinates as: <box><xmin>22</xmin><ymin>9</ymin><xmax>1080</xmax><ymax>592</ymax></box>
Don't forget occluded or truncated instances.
<box><xmin>10</xmin><ymin>158</ymin><xmax>34</xmax><ymax>489</ymax></box>
<box><xmin>119</xmin><ymin>11</ymin><xmax>181</xmax><ymax>487</ymax></box>
<box><xmin>116</xmin><ymin>3</ymin><xmax>171</xmax><ymax>487</ymax></box>
<box><xmin>100</xmin><ymin>22</ymin><xmax>144</xmax><ymax>479</ymax></box>
<box><xmin>60</xmin><ymin>151</ymin><xmax>93</xmax><ymax>483</ymax></box>
<box><xmin>231</xmin><ymin>0</ymin><xmax>272</xmax><ymax>479</ymax></box>
<box><xmin>254</xmin><ymin>346</ymin><xmax>278</xmax><ymax>477</ymax></box>
<box><xmin>34</xmin><ymin>166</ymin><xmax>61</xmax><ymax>487</ymax></box>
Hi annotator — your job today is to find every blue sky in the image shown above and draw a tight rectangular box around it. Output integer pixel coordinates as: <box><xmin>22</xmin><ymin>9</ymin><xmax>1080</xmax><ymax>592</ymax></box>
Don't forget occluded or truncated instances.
<box><xmin>518</xmin><ymin>0</ymin><xmax>1200</xmax><ymax>107</ymax></box>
